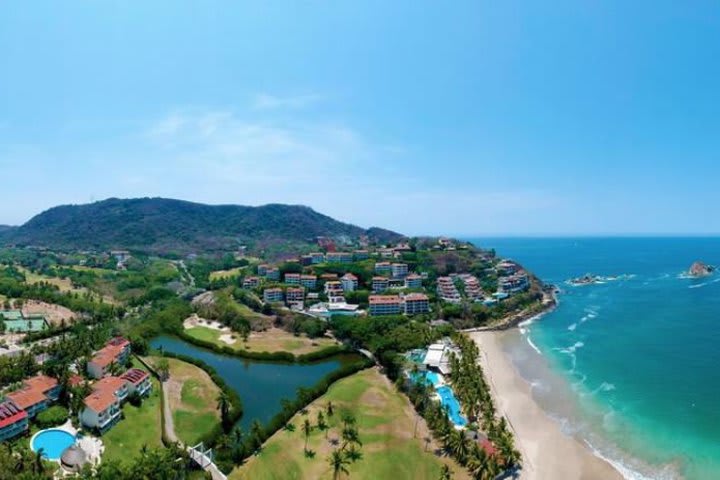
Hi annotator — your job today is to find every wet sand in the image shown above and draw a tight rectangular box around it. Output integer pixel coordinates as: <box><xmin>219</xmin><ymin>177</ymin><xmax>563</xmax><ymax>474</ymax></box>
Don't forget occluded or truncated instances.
<box><xmin>469</xmin><ymin>331</ymin><xmax>623</xmax><ymax>480</ymax></box>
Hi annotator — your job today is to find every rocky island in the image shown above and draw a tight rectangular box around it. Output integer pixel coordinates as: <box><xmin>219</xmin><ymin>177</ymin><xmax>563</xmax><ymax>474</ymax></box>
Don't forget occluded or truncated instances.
<box><xmin>688</xmin><ymin>261</ymin><xmax>715</xmax><ymax>277</ymax></box>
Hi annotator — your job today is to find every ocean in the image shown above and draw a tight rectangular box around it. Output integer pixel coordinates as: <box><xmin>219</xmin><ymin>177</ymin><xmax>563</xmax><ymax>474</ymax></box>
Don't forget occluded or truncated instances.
<box><xmin>468</xmin><ymin>237</ymin><xmax>720</xmax><ymax>480</ymax></box>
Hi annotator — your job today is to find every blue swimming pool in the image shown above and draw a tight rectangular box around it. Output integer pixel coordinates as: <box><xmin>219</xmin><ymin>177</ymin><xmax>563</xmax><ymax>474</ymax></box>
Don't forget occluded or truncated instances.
<box><xmin>407</xmin><ymin>349</ymin><xmax>426</xmax><ymax>364</ymax></box>
<box><xmin>410</xmin><ymin>370</ymin><xmax>442</xmax><ymax>387</ymax></box>
<box><xmin>436</xmin><ymin>385</ymin><xmax>468</xmax><ymax>427</ymax></box>
<box><xmin>31</xmin><ymin>429</ymin><xmax>76</xmax><ymax>461</ymax></box>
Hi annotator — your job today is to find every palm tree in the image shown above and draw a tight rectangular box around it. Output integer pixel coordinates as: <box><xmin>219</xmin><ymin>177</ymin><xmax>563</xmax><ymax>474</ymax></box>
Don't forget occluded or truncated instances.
<box><xmin>217</xmin><ymin>392</ymin><xmax>231</xmax><ymax>431</ymax></box>
<box><xmin>328</xmin><ymin>449</ymin><xmax>350</xmax><ymax>480</ymax></box>
<box><xmin>302</xmin><ymin>418</ymin><xmax>313</xmax><ymax>452</ymax></box>
<box><xmin>326</xmin><ymin>401</ymin><xmax>334</xmax><ymax>417</ymax></box>
<box><xmin>232</xmin><ymin>426</ymin><xmax>244</xmax><ymax>446</ymax></box>
<box><xmin>317</xmin><ymin>410</ymin><xmax>328</xmax><ymax>438</ymax></box>
<box><xmin>341</xmin><ymin>425</ymin><xmax>361</xmax><ymax>451</ymax></box>
<box><xmin>341</xmin><ymin>412</ymin><xmax>356</xmax><ymax>429</ymax></box>
<box><xmin>33</xmin><ymin>448</ymin><xmax>45</xmax><ymax>474</ymax></box>
<box><xmin>467</xmin><ymin>445</ymin><xmax>492</xmax><ymax>480</ymax></box>
<box><xmin>447</xmin><ymin>429</ymin><xmax>470</xmax><ymax>465</ymax></box>
<box><xmin>438</xmin><ymin>464</ymin><xmax>453</xmax><ymax>480</ymax></box>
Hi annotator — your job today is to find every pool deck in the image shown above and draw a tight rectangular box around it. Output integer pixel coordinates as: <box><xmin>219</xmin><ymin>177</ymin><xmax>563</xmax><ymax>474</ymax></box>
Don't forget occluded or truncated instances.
<box><xmin>33</xmin><ymin>420</ymin><xmax>103</xmax><ymax>467</ymax></box>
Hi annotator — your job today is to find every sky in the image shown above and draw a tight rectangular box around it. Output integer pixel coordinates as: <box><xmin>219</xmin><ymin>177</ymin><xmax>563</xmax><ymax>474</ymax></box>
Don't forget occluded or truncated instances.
<box><xmin>2</xmin><ymin>1</ymin><xmax>720</xmax><ymax>236</ymax></box>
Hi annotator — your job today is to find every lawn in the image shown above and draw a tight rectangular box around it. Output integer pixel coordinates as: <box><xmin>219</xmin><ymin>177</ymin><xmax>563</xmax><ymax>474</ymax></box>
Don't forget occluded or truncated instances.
<box><xmin>209</xmin><ymin>267</ymin><xmax>246</xmax><ymax>281</ymax></box>
<box><xmin>156</xmin><ymin>357</ymin><xmax>222</xmax><ymax>445</ymax></box>
<box><xmin>185</xmin><ymin>325</ymin><xmax>339</xmax><ymax>355</ymax></box>
<box><xmin>230</xmin><ymin>369</ymin><xmax>469</xmax><ymax>480</ymax></box>
<box><xmin>101</xmin><ymin>375</ymin><xmax>163</xmax><ymax>465</ymax></box>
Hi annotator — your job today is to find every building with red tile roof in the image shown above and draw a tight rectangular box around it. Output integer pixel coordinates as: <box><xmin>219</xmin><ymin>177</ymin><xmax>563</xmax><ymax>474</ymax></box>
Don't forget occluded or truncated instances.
<box><xmin>0</xmin><ymin>400</ymin><xmax>28</xmax><ymax>442</ymax></box>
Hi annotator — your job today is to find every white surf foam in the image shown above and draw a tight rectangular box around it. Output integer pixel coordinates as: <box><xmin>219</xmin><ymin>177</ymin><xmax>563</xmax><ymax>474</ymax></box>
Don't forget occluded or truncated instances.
<box><xmin>568</xmin><ymin>323</ymin><xmax>577</xmax><ymax>331</ymax></box>
<box><xmin>584</xmin><ymin>440</ymin><xmax>675</xmax><ymax>480</ymax></box>
<box><xmin>526</xmin><ymin>336</ymin><xmax>542</xmax><ymax>355</ymax></box>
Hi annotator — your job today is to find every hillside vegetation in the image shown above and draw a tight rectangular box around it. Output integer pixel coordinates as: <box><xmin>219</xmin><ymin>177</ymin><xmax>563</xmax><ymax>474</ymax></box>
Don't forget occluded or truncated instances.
<box><xmin>1</xmin><ymin>197</ymin><xmax>404</xmax><ymax>254</ymax></box>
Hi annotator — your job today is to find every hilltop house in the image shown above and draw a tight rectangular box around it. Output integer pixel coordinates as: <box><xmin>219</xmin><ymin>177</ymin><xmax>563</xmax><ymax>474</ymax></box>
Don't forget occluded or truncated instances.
<box><xmin>341</xmin><ymin>273</ymin><xmax>358</xmax><ymax>292</ymax></box>
<box><xmin>403</xmin><ymin>293</ymin><xmax>430</xmax><ymax>315</ymax></box>
<box><xmin>284</xmin><ymin>273</ymin><xmax>301</xmax><ymax>285</ymax></box>
<box><xmin>326</xmin><ymin>252</ymin><xmax>353</xmax><ymax>264</ymax></box>
<box><xmin>300</xmin><ymin>274</ymin><xmax>317</xmax><ymax>289</ymax></box>
<box><xmin>404</xmin><ymin>273</ymin><xmax>423</xmax><ymax>289</ymax></box>
<box><xmin>263</xmin><ymin>288</ymin><xmax>284</xmax><ymax>303</ymax></box>
<box><xmin>369</xmin><ymin>295</ymin><xmax>402</xmax><ymax>316</ymax></box>
<box><xmin>372</xmin><ymin>276</ymin><xmax>389</xmax><ymax>293</ymax></box>
<box><xmin>286</xmin><ymin>287</ymin><xmax>305</xmax><ymax>307</ymax></box>
<box><xmin>391</xmin><ymin>263</ymin><xmax>409</xmax><ymax>279</ymax></box>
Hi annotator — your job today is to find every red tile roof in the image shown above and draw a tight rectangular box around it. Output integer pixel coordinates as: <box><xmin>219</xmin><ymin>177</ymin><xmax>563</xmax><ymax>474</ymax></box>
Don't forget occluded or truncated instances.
<box><xmin>121</xmin><ymin>368</ymin><xmax>149</xmax><ymax>386</ymax></box>
<box><xmin>23</xmin><ymin>374</ymin><xmax>58</xmax><ymax>394</ymax></box>
<box><xmin>403</xmin><ymin>293</ymin><xmax>429</xmax><ymax>301</ymax></box>
<box><xmin>369</xmin><ymin>295</ymin><xmax>401</xmax><ymax>305</ymax></box>
<box><xmin>6</xmin><ymin>388</ymin><xmax>47</xmax><ymax>410</ymax></box>
<box><xmin>92</xmin><ymin>376</ymin><xmax>126</xmax><ymax>394</ymax></box>
<box><xmin>91</xmin><ymin>338</ymin><xmax>130</xmax><ymax>369</ymax></box>
<box><xmin>0</xmin><ymin>400</ymin><xmax>27</xmax><ymax>429</ymax></box>
<box><xmin>84</xmin><ymin>389</ymin><xmax>118</xmax><ymax>413</ymax></box>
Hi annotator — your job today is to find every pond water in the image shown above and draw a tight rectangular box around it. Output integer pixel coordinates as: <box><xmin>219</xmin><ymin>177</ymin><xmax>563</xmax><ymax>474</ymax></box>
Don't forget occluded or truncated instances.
<box><xmin>150</xmin><ymin>335</ymin><xmax>362</xmax><ymax>428</ymax></box>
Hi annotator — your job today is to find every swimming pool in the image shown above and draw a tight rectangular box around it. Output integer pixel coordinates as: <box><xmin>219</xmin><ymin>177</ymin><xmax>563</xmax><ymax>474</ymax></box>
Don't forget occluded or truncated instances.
<box><xmin>410</xmin><ymin>370</ymin><xmax>442</xmax><ymax>387</ymax></box>
<box><xmin>436</xmin><ymin>385</ymin><xmax>468</xmax><ymax>427</ymax></box>
<box><xmin>31</xmin><ymin>429</ymin><xmax>76</xmax><ymax>461</ymax></box>
<box><xmin>407</xmin><ymin>349</ymin><xmax>426</xmax><ymax>364</ymax></box>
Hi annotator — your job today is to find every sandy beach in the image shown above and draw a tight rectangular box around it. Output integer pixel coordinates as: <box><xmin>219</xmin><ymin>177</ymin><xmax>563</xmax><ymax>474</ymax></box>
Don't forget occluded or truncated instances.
<box><xmin>469</xmin><ymin>331</ymin><xmax>623</xmax><ymax>480</ymax></box>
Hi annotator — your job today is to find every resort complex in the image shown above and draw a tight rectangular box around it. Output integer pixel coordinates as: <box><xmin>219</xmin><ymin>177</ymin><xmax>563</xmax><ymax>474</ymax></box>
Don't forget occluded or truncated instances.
<box><xmin>0</xmin><ymin>230</ymin><xmax>547</xmax><ymax>480</ymax></box>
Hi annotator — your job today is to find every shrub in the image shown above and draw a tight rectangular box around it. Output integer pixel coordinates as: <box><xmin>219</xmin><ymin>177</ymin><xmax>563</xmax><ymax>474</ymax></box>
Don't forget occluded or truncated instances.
<box><xmin>36</xmin><ymin>405</ymin><xmax>69</xmax><ymax>428</ymax></box>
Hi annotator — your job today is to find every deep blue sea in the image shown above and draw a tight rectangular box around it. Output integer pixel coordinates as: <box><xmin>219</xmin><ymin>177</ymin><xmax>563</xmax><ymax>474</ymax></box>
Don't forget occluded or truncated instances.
<box><xmin>468</xmin><ymin>238</ymin><xmax>720</xmax><ymax>480</ymax></box>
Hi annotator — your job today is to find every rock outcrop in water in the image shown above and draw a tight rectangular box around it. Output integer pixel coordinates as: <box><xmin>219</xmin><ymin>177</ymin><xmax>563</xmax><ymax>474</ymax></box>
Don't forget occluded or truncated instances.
<box><xmin>688</xmin><ymin>261</ymin><xmax>715</xmax><ymax>277</ymax></box>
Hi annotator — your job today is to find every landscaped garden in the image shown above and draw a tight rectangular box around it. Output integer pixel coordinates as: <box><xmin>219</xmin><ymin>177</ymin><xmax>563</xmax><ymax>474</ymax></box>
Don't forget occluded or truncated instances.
<box><xmin>230</xmin><ymin>368</ymin><xmax>468</xmax><ymax>480</ymax></box>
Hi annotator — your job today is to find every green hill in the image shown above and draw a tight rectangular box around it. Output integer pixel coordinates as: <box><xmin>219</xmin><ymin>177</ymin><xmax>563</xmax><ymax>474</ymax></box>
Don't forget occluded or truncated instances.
<box><xmin>1</xmin><ymin>198</ymin><xmax>404</xmax><ymax>254</ymax></box>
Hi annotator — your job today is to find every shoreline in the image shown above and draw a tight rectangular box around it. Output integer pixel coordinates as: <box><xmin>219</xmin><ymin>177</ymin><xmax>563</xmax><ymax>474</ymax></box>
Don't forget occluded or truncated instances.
<box><xmin>469</xmin><ymin>329</ymin><xmax>623</xmax><ymax>480</ymax></box>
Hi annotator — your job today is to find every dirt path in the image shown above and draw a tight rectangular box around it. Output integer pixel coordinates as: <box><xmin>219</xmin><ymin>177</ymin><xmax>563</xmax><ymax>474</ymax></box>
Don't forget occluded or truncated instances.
<box><xmin>161</xmin><ymin>381</ymin><xmax>179</xmax><ymax>444</ymax></box>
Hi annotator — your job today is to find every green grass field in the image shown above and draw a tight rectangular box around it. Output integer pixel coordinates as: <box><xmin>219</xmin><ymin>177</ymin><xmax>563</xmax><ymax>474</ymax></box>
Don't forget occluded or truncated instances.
<box><xmin>230</xmin><ymin>369</ymin><xmax>468</xmax><ymax>480</ymax></box>
<box><xmin>209</xmin><ymin>267</ymin><xmax>246</xmax><ymax>280</ymax></box>
<box><xmin>101</xmin><ymin>376</ymin><xmax>163</xmax><ymax>465</ymax></box>
<box><xmin>165</xmin><ymin>358</ymin><xmax>222</xmax><ymax>445</ymax></box>
<box><xmin>185</xmin><ymin>325</ymin><xmax>339</xmax><ymax>355</ymax></box>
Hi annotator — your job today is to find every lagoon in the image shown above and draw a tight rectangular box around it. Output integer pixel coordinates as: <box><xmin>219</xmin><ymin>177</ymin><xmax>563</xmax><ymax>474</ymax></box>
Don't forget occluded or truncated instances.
<box><xmin>149</xmin><ymin>335</ymin><xmax>362</xmax><ymax>429</ymax></box>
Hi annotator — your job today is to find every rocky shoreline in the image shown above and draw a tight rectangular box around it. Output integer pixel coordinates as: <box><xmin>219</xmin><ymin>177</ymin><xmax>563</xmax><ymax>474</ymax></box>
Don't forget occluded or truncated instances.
<box><xmin>462</xmin><ymin>287</ymin><xmax>558</xmax><ymax>333</ymax></box>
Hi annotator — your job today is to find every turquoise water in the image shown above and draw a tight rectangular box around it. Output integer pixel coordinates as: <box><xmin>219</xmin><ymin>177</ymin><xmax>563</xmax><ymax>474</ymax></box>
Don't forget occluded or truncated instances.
<box><xmin>470</xmin><ymin>237</ymin><xmax>720</xmax><ymax>480</ymax></box>
<box><xmin>150</xmin><ymin>336</ymin><xmax>363</xmax><ymax>429</ymax></box>
<box><xmin>31</xmin><ymin>429</ymin><xmax>76</xmax><ymax>460</ymax></box>
<box><xmin>410</xmin><ymin>370</ymin><xmax>441</xmax><ymax>387</ymax></box>
<box><xmin>436</xmin><ymin>385</ymin><xmax>468</xmax><ymax>427</ymax></box>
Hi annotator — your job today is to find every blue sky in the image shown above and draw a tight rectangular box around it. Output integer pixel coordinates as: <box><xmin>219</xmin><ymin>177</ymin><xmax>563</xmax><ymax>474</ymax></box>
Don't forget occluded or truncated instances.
<box><xmin>1</xmin><ymin>1</ymin><xmax>720</xmax><ymax>235</ymax></box>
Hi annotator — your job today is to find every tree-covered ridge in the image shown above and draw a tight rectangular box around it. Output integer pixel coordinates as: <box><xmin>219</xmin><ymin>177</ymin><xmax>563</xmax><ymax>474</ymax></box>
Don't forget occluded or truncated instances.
<box><xmin>1</xmin><ymin>197</ymin><xmax>404</xmax><ymax>255</ymax></box>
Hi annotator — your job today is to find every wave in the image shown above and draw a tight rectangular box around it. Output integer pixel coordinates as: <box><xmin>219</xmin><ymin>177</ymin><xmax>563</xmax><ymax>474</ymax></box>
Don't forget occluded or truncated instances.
<box><xmin>568</xmin><ymin>323</ymin><xmax>577</xmax><ymax>331</ymax></box>
<box><xmin>688</xmin><ymin>277</ymin><xmax>720</xmax><ymax>289</ymax></box>
<box><xmin>526</xmin><ymin>336</ymin><xmax>542</xmax><ymax>355</ymax></box>
<box><xmin>594</xmin><ymin>381</ymin><xmax>616</xmax><ymax>394</ymax></box>
<box><xmin>584</xmin><ymin>439</ymin><xmax>677</xmax><ymax>480</ymax></box>
<box><xmin>561</xmin><ymin>341</ymin><xmax>585</xmax><ymax>354</ymax></box>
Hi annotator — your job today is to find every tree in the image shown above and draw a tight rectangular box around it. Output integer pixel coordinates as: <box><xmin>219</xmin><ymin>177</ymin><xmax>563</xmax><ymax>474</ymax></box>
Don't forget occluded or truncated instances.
<box><xmin>328</xmin><ymin>449</ymin><xmax>350</xmax><ymax>480</ymax></box>
<box><xmin>326</xmin><ymin>401</ymin><xmax>334</xmax><ymax>417</ymax></box>
<box><xmin>302</xmin><ymin>418</ymin><xmax>313</xmax><ymax>452</ymax></box>
<box><xmin>217</xmin><ymin>392</ymin><xmax>231</xmax><ymax>432</ymax></box>
<box><xmin>439</xmin><ymin>464</ymin><xmax>453</xmax><ymax>480</ymax></box>
<box><xmin>317</xmin><ymin>410</ymin><xmax>328</xmax><ymax>438</ymax></box>
<box><xmin>155</xmin><ymin>358</ymin><xmax>170</xmax><ymax>381</ymax></box>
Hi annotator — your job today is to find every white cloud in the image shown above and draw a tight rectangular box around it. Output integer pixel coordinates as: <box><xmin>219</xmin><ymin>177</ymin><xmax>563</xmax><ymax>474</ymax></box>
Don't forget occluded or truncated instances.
<box><xmin>251</xmin><ymin>93</ymin><xmax>326</xmax><ymax>110</ymax></box>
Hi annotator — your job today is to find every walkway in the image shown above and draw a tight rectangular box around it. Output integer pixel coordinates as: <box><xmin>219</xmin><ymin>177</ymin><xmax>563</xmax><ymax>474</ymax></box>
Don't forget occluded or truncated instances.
<box><xmin>160</xmin><ymin>380</ymin><xmax>226</xmax><ymax>479</ymax></box>
<box><xmin>160</xmin><ymin>381</ymin><xmax>179</xmax><ymax>443</ymax></box>
<box><xmin>188</xmin><ymin>444</ymin><xmax>227</xmax><ymax>480</ymax></box>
